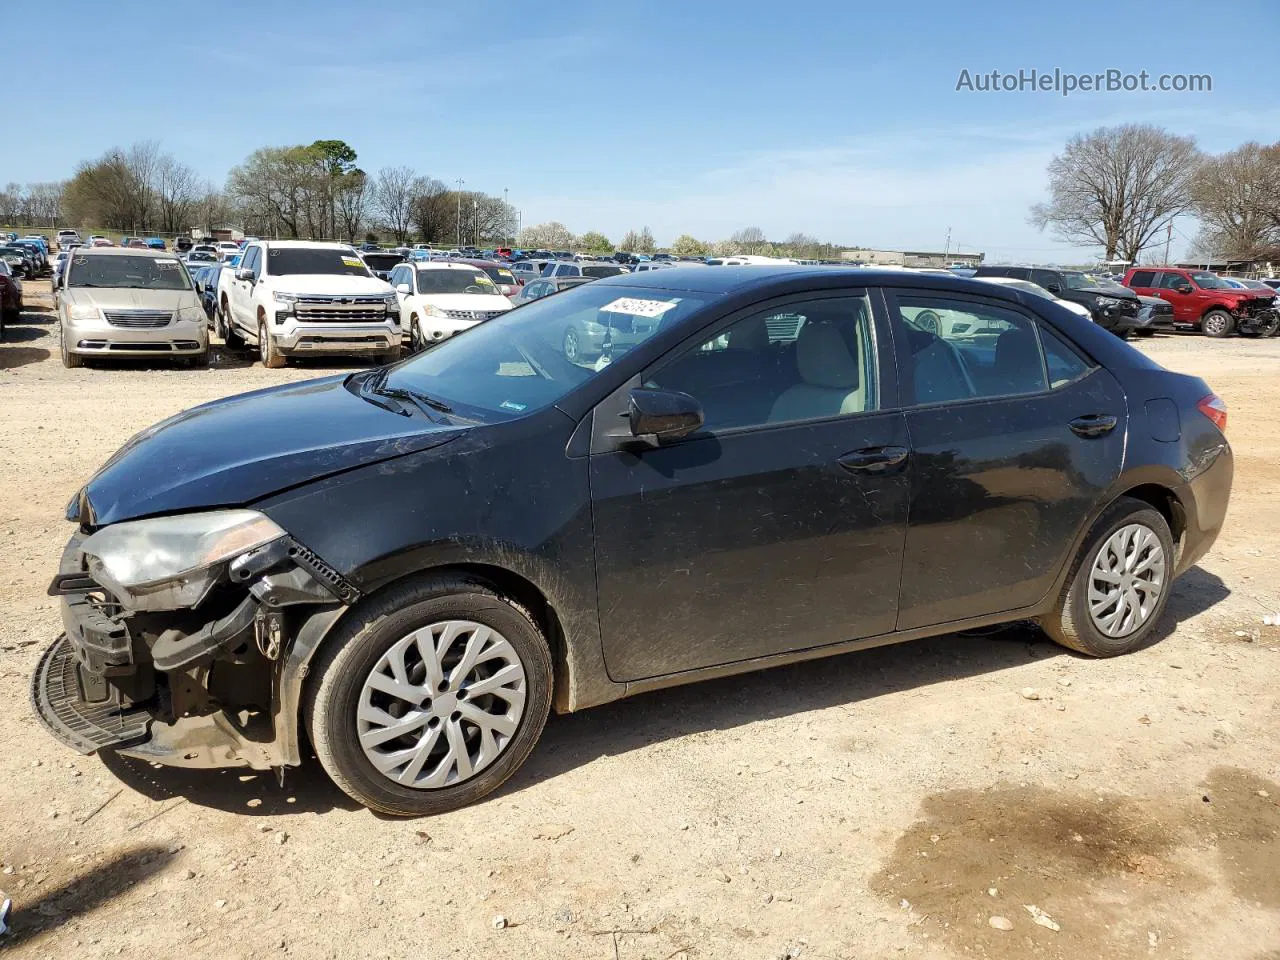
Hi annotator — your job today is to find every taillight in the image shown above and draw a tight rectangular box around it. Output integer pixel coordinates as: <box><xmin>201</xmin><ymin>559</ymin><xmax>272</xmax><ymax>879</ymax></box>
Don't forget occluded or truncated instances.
<box><xmin>1197</xmin><ymin>394</ymin><xmax>1228</xmax><ymax>433</ymax></box>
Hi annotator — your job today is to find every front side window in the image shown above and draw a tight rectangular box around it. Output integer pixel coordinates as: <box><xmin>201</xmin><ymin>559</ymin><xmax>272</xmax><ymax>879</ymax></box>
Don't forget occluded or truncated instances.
<box><xmin>382</xmin><ymin>284</ymin><xmax>709</xmax><ymax>422</ymax></box>
<box><xmin>645</xmin><ymin>296</ymin><xmax>876</xmax><ymax>432</ymax></box>
<box><xmin>265</xmin><ymin>247</ymin><xmax>371</xmax><ymax>278</ymax></box>
<box><xmin>67</xmin><ymin>255</ymin><xmax>192</xmax><ymax>290</ymax></box>
<box><xmin>892</xmin><ymin>295</ymin><xmax>1052</xmax><ymax>404</ymax></box>
<box><xmin>1156</xmin><ymin>272</ymin><xmax>1188</xmax><ymax>290</ymax></box>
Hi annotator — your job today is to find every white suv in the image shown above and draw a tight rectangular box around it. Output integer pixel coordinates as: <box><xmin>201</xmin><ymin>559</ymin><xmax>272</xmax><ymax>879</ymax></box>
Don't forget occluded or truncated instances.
<box><xmin>217</xmin><ymin>240</ymin><xmax>400</xmax><ymax>368</ymax></box>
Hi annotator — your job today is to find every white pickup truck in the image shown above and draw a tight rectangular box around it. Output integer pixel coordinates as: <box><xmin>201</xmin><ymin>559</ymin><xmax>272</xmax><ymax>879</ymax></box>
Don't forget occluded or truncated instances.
<box><xmin>215</xmin><ymin>240</ymin><xmax>400</xmax><ymax>368</ymax></box>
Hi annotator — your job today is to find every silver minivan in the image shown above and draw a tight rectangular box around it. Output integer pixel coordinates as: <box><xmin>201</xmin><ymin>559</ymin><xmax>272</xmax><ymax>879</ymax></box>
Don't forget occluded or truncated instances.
<box><xmin>58</xmin><ymin>248</ymin><xmax>209</xmax><ymax>368</ymax></box>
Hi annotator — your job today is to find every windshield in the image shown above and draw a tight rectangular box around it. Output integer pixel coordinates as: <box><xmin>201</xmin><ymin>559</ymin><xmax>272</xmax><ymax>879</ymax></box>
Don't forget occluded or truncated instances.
<box><xmin>415</xmin><ymin>268</ymin><xmax>498</xmax><ymax>295</ymax></box>
<box><xmin>67</xmin><ymin>255</ymin><xmax>192</xmax><ymax>290</ymax></box>
<box><xmin>1190</xmin><ymin>271</ymin><xmax>1230</xmax><ymax>289</ymax></box>
<box><xmin>480</xmin><ymin>265</ymin><xmax>517</xmax><ymax>285</ymax></box>
<box><xmin>581</xmin><ymin>264</ymin><xmax>625</xmax><ymax>278</ymax></box>
<box><xmin>385</xmin><ymin>283</ymin><xmax>709</xmax><ymax>422</ymax></box>
<box><xmin>1059</xmin><ymin>272</ymin><xmax>1095</xmax><ymax>290</ymax></box>
<box><xmin>267</xmin><ymin>247</ymin><xmax>371</xmax><ymax>277</ymax></box>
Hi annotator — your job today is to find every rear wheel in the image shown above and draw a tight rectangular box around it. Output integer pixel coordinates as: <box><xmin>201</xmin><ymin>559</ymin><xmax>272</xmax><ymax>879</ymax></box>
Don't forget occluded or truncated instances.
<box><xmin>563</xmin><ymin>326</ymin><xmax>581</xmax><ymax>362</ymax></box>
<box><xmin>304</xmin><ymin>575</ymin><xmax>553</xmax><ymax>816</ymax></box>
<box><xmin>258</xmin><ymin>316</ymin><xmax>286</xmax><ymax>368</ymax></box>
<box><xmin>1041</xmin><ymin>498</ymin><xmax>1174</xmax><ymax>657</ymax></box>
<box><xmin>1201</xmin><ymin>309</ymin><xmax>1234</xmax><ymax>338</ymax></box>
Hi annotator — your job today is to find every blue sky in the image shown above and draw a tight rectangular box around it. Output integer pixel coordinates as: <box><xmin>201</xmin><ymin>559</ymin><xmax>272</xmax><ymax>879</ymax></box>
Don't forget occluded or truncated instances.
<box><xmin>8</xmin><ymin>0</ymin><xmax>1278</xmax><ymax>261</ymax></box>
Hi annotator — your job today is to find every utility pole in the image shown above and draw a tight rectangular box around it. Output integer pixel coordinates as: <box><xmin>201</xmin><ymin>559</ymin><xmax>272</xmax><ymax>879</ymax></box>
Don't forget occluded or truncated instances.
<box><xmin>1163</xmin><ymin>221</ymin><xmax>1173</xmax><ymax>265</ymax></box>
<box><xmin>473</xmin><ymin>198</ymin><xmax>479</xmax><ymax>247</ymax></box>
<box><xmin>455</xmin><ymin>178</ymin><xmax>465</xmax><ymax>246</ymax></box>
<box><xmin>943</xmin><ymin>226</ymin><xmax>951</xmax><ymax>261</ymax></box>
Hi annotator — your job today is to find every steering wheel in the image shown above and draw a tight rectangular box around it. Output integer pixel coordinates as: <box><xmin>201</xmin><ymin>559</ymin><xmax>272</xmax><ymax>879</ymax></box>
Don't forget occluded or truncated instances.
<box><xmin>913</xmin><ymin>309</ymin><xmax>941</xmax><ymax>335</ymax></box>
<box><xmin>464</xmin><ymin>285</ymin><xmax>485</xmax><ymax>295</ymax></box>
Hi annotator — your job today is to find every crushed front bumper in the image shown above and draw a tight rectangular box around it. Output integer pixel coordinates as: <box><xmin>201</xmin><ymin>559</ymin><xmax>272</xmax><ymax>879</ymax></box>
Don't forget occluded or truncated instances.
<box><xmin>31</xmin><ymin>534</ymin><xmax>355</xmax><ymax>771</ymax></box>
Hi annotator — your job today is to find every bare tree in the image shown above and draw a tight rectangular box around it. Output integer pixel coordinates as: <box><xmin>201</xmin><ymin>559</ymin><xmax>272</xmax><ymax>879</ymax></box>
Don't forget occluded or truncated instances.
<box><xmin>1030</xmin><ymin>124</ymin><xmax>1202</xmax><ymax>262</ymax></box>
<box><xmin>154</xmin><ymin>156</ymin><xmax>200</xmax><ymax>234</ymax></box>
<box><xmin>731</xmin><ymin>226</ymin><xmax>766</xmax><ymax>254</ymax></box>
<box><xmin>373</xmin><ymin>166</ymin><xmax>419</xmax><ymax>243</ymax></box>
<box><xmin>1191</xmin><ymin>142</ymin><xmax>1280</xmax><ymax>258</ymax></box>
<box><xmin>335</xmin><ymin>171</ymin><xmax>370</xmax><ymax>242</ymax></box>
<box><xmin>409</xmin><ymin>178</ymin><xmax>451</xmax><ymax>243</ymax></box>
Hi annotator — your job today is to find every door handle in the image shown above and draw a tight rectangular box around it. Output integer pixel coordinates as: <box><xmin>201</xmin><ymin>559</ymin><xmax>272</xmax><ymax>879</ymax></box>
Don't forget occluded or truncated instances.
<box><xmin>1069</xmin><ymin>414</ymin><xmax>1118</xmax><ymax>438</ymax></box>
<box><xmin>837</xmin><ymin>445</ymin><xmax>909</xmax><ymax>473</ymax></box>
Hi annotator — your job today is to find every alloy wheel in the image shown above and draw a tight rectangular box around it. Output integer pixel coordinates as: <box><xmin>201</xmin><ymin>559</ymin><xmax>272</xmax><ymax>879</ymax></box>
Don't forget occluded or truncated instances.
<box><xmin>356</xmin><ymin>620</ymin><xmax>527</xmax><ymax>789</ymax></box>
<box><xmin>1203</xmin><ymin>314</ymin><xmax>1228</xmax><ymax>337</ymax></box>
<box><xmin>1086</xmin><ymin>523</ymin><xmax>1167</xmax><ymax>638</ymax></box>
<box><xmin>563</xmin><ymin>327</ymin><xmax>580</xmax><ymax>362</ymax></box>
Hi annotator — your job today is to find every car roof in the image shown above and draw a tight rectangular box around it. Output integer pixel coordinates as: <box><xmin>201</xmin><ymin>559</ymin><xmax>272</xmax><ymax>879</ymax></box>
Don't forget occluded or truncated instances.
<box><xmin>454</xmin><ymin>258</ymin><xmax>510</xmax><ymax>268</ymax></box>
<box><xmin>413</xmin><ymin>261</ymin><xmax>485</xmax><ymax>271</ymax></box>
<box><xmin>588</xmin><ymin>264</ymin><xmax>1056</xmax><ymax>304</ymax></box>
<box><xmin>248</xmin><ymin>239</ymin><xmax>351</xmax><ymax>249</ymax></box>
<box><xmin>72</xmin><ymin>246</ymin><xmax>183</xmax><ymax>258</ymax></box>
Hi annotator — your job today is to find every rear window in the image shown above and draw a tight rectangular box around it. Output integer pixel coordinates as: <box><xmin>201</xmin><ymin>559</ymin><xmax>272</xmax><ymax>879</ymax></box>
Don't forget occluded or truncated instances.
<box><xmin>482</xmin><ymin>266</ymin><xmax>516</xmax><ymax>284</ymax></box>
<box><xmin>581</xmin><ymin>264</ymin><xmax>624</xmax><ymax>278</ymax></box>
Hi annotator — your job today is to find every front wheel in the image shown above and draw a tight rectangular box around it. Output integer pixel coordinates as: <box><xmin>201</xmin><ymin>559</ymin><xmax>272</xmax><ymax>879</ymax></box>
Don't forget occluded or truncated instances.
<box><xmin>304</xmin><ymin>576</ymin><xmax>553</xmax><ymax>816</ymax></box>
<box><xmin>60</xmin><ymin>324</ymin><xmax>83</xmax><ymax>368</ymax></box>
<box><xmin>258</xmin><ymin>317</ymin><xmax>286</xmax><ymax>368</ymax></box>
<box><xmin>563</xmin><ymin>326</ymin><xmax>581</xmax><ymax>362</ymax></box>
<box><xmin>219</xmin><ymin>299</ymin><xmax>246</xmax><ymax>349</ymax></box>
<box><xmin>1201</xmin><ymin>309</ymin><xmax>1234</xmax><ymax>338</ymax></box>
<box><xmin>1041</xmin><ymin>498</ymin><xmax>1174</xmax><ymax>657</ymax></box>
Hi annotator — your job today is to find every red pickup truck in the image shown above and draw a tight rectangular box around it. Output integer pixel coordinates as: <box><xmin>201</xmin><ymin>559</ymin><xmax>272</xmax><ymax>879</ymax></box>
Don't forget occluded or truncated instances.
<box><xmin>1123</xmin><ymin>266</ymin><xmax>1275</xmax><ymax>337</ymax></box>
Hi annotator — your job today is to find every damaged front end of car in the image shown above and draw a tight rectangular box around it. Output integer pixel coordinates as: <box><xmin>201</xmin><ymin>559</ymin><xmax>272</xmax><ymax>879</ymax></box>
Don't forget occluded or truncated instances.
<box><xmin>32</xmin><ymin>507</ymin><xmax>357</xmax><ymax>771</ymax></box>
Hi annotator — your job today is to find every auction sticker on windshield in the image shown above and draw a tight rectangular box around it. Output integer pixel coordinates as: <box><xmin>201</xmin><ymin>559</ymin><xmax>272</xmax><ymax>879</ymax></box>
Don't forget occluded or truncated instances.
<box><xmin>599</xmin><ymin>297</ymin><xmax>682</xmax><ymax>318</ymax></box>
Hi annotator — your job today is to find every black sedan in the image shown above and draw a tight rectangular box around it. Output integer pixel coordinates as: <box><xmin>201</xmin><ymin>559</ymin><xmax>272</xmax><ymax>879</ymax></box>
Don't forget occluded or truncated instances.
<box><xmin>34</xmin><ymin>268</ymin><xmax>1233</xmax><ymax>816</ymax></box>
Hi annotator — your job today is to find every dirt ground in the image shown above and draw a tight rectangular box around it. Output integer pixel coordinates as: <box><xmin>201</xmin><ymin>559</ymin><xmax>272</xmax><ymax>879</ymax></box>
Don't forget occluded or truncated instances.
<box><xmin>1</xmin><ymin>281</ymin><xmax>1277</xmax><ymax>960</ymax></box>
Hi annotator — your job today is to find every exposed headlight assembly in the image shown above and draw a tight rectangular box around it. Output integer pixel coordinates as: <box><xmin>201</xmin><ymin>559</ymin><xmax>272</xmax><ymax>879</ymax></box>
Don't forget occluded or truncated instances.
<box><xmin>1094</xmin><ymin>296</ymin><xmax>1122</xmax><ymax>309</ymax></box>
<box><xmin>82</xmin><ymin>510</ymin><xmax>285</xmax><ymax>611</ymax></box>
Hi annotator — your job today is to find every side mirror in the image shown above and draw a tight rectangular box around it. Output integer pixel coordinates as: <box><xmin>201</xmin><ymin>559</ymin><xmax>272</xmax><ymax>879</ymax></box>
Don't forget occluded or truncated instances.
<box><xmin>1043</xmin><ymin>282</ymin><xmax>1061</xmax><ymax>294</ymax></box>
<box><xmin>396</xmin><ymin>283</ymin><xmax>411</xmax><ymax>295</ymax></box>
<box><xmin>235</xmin><ymin>267</ymin><xmax>255</xmax><ymax>282</ymax></box>
<box><xmin>627</xmin><ymin>387</ymin><xmax>704</xmax><ymax>446</ymax></box>
<box><xmin>1176</xmin><ymin>284</ymin><xmax>1193</xmax><ymax>294</ymax></box>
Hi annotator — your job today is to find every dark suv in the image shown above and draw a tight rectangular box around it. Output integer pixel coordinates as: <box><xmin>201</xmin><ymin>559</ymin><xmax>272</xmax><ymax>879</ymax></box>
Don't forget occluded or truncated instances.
<box><xmin>971</xmin><ymin>266</ymin><xmax>1139</xmax><ymax>337</ymax></box>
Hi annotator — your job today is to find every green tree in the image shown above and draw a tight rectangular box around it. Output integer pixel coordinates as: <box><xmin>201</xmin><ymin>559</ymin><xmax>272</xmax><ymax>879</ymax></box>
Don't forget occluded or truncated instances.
<box><xmin>670</xmin><ymin>234</ymin><xmax>707</xmax><ymax>256</ymax></box>
<box><xmin>579</xmin><ymin>230</ymin><xmax>612</xmax><ymax>251</ymax></box>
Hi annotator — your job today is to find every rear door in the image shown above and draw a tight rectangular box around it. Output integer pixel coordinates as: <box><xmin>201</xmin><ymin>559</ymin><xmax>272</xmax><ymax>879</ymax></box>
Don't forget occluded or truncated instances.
<box><xmin>886</xmin><ymin>289</ymin><xmax>1126</xmax><ymax>629</ymax></box>
<box><xmin>590</xmin><ymin>290</ymin><xmax>910</xmax><ymax>681</ymax></box>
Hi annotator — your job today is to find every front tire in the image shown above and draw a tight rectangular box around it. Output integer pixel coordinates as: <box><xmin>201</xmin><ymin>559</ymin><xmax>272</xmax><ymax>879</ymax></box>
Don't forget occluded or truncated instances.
<box><xmin>1041</xmin><ymin>498</ymin><xmax>1174</xmax><ymax>657</ymax></box>
<box><xmin>60</xmin><ymin>324</ymin><xmax>83</xmax><ymax>368</ymax></box>
<box><xmin>1201</xmin><ymin>309</ymin><xmax>1234</xmax><ymax>338</ymax></box>
<box><xmin>304</xmin><ymin>575</ymin><xmax>553</xmax><ymax>816</ymax></box>
<box><xmin>219</xmin><ymin>298</ymin><xmax>246</xmax><ymax>349</ymax></box>
<box><xmin>258</xmin><ymin>316</ymin><xmax>286</xmax><ymax>368</ymax></box>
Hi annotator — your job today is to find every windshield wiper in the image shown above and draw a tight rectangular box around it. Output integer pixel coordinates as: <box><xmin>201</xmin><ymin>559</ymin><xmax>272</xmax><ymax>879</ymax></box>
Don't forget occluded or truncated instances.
<box><xmin>356</xmin><ymin>369</ymin><xmax>454</xmax><ymax>419</ymax></box>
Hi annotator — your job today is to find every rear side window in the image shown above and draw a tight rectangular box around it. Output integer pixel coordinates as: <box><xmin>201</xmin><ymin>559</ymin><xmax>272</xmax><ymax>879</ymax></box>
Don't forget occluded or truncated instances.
<box><xmin>891</xmin><ymin>294</ymin><xmax>1055</xmax><ymax>404</ymax></box>
<box><xmin>1038</xmin><ymin>325</ymin><xmax>1091</xmax><ymax>388</ymax></box>
<box><xmin>1128</xmin><ymin>270</ymin><xmax>1157</xmax><ymax>286</ymax></box>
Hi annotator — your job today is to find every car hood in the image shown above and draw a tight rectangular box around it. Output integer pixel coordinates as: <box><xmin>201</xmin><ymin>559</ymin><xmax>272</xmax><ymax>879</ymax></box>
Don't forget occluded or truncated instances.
<box><xmin>417</xmin><ymin>293</ymin><xmax>513</xmax><ymax>311</ymax></box>
<box><xmin>62</xmin><ymin>287</ymin><xmax>197</xmax><ymax>312</ymax></box>
<box><xmin>269</xmin><ymin>274</ymin><xmax>393</xmax><ymax>295</ymax></box>
<box><xmin>77</xmin><ymin>375</ymin><xmax>464</xmax><ymax>527</ymax></box>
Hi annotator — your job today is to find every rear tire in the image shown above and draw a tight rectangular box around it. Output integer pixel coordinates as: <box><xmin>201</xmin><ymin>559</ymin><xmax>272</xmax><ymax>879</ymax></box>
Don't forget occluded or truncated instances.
<box><xmin>1041</xmin><ymin>497</ymin><xmax>1174</xmax><ymax>657</ymax></box>
<box><xmin>258</xmin><ymin>316</ymin><xmax>286</xmax><ymax>368</ymax></box>
<box><xmin>1201</xmin><ymin>309</ymin><xmax>1234</xmax><ymax>338</ymax></box>
<box><xmin>304</xmin><ymin>575</ymin><xmax>553</xmax><ymax>816</ymax></box>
